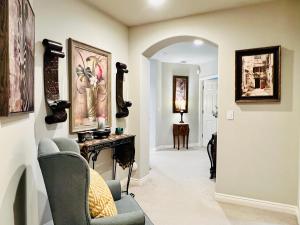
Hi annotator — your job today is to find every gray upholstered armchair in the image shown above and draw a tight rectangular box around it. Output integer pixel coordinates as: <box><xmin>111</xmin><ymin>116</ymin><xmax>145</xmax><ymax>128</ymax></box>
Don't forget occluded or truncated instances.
<box><xmin>38</xmin><ymin>137</ymin><xmax>153</xmax><ymax>225</ymax></box>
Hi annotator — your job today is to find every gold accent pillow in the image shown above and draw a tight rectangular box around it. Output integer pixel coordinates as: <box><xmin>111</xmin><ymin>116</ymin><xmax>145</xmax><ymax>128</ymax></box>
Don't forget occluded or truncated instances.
<box><xmin>89</xmin><ymin>168</ymin><xmax>118</xmax><ymax>218</ymax></box>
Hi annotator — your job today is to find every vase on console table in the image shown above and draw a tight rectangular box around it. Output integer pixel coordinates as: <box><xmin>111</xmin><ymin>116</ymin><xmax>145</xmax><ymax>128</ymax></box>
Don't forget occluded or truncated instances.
<box><xmin>86</xmin><ymin>87</ymin><xmax>96</xmax><ymax>122</ymax></box>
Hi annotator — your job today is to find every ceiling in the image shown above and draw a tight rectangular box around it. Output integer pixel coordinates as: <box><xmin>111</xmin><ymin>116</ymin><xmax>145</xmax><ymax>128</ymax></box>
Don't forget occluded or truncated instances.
<box><xmin>151</xmin><ymin>41</ymin><xmax>218</xmax><ymax>65</ymax></box>
<box><xmin>83</xmin><ymin>0</ymin><xmax>274</xmax><ymax>26</ymax></box>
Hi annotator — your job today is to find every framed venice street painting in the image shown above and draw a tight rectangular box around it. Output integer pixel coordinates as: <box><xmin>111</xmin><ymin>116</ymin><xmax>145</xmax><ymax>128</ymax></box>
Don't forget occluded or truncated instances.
<box><xmin>0</xmin><ymin>0</ymin><xmax>35</xmax><ymax>116</ymax></box>
<box><xmin>68</xmin><ymin>39</ymin><xmax>111</xmax><ymax>133</ymax></box>
<box><xmin>235</xmin><ymin>46</ymin><xmax>281</xmax><ymax>103</ymax></box>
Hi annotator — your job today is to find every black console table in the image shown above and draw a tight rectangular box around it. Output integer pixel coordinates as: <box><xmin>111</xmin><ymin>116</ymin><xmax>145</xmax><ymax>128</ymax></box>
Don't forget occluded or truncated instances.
<box><xmin>79</xmin><ymin>134</ymin><xmax>135</xmax><ymax>194</ymax></box>
<box><xmin>207</xmin><ymin>133</ymin><xmax>217</xmax><ymax>179</ymax></box>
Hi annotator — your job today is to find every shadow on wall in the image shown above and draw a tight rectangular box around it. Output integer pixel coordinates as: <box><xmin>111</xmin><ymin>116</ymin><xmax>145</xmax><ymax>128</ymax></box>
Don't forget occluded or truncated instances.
<box><xmin>0</xmin><ymin>166</ymin><xmax>27</xmax><ymax>225</ymax></box>
<box><xmin>13</xmin><ymin>169</ymin><xmax>27</xmax><ymax>225</ymax></box>
<box><xmin>238</xmin><ymin>47</ymin><xmax>294</xmax><ymax>112</ymax></box>
<box><xmin>0</xmin><ymin>114</ymin><xmax>30</xmax><ymax>128</ymax></box>
<box><xmin>38</xmin><ymin>191</ymin><xmax>53</xmax><ymax>225</ymax></box>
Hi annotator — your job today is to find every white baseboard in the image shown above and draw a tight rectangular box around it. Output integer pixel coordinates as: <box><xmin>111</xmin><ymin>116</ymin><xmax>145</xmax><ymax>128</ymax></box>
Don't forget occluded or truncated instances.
<box><xmin>152</xmin><ymin>143</ymin><xmax>201</xmax><ymax>151</ymax></box>
<box><xmin>296</xmin><ymin>207</ymin><xmax>300</xmax><ymax>225</ymax></box>
<box><xmin>215</xmin><ymin>193</ymin><xmax>298</xmax><ymax>216</ymax></box>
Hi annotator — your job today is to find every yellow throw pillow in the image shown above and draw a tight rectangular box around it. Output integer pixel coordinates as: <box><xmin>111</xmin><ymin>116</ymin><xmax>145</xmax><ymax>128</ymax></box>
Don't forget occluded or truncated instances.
<box><xmin>88</xmin><ymin>168</ymin><xmax>118</xmax><ymax>218</ymax></box>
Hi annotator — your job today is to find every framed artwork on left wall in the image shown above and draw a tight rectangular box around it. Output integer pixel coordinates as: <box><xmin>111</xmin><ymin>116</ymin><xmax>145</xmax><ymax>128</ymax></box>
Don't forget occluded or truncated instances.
<box><xmin>0</xmin><ymin>0</ymin><xmax>35</xmax><ymax>116</ymax></box>
<box><xmin>68</xmin><ymin>39</ymin><xmax>112</xmax><ymax>133</ymax></box>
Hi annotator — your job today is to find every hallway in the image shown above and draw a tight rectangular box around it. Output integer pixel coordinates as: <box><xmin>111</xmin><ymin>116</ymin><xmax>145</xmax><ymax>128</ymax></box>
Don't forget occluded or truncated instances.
<box><xmin>130</xmin><ymin>148</ymin><xmax>297</xmax><ymax>225</ymax></box>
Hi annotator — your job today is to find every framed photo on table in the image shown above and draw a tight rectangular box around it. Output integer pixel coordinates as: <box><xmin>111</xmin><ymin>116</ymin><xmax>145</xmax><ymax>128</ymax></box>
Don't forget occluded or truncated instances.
<box><xmin>235</xmin><ymin>46</ymin><xmax>281</xmax><ymax>103</ymax></box>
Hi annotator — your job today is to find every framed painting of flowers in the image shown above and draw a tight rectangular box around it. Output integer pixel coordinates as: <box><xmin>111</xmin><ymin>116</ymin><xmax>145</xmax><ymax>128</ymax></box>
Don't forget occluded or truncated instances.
<box><xmin>68</xmin><ymin>39</ymin><xmax>111</xmax><ymax>133</ymax></box>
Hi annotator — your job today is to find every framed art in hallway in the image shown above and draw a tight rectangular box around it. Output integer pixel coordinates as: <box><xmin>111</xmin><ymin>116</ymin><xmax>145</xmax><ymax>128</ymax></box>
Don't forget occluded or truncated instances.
<box><xmin>0</xmin><ymin>0</ymin><xmax>35</xmax><ymax>116</ymax></box>
<box><xmin>173</xmin><ymin>76</ymin><xmax>189</xmax><ymax>113</ymax></box>
<box><xmin>235</xmin><ymin>46</ymin><xmax>281</xmax><ymax>103</ymax></box>
<box><xmin>68</xmin><ymin>39</ymin><xmax>112</xmax><ymax>133</ymax></box>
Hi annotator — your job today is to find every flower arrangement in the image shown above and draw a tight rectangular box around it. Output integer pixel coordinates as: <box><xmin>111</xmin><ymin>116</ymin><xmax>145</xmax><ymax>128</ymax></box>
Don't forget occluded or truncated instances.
<box><xmin>76</xmin><ymin>55</ymin><xmax>105</xmax><ymax>90</ymax></box>
<box><xmin>76</xmin><ymin>53</ymin><xmax>107</xmax><ymax>121</ymax></box>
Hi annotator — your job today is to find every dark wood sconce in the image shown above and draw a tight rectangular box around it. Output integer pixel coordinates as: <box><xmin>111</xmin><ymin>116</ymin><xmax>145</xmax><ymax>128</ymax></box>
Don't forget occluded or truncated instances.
<box><xmin>116</xmin><ymin>62</ymin><xmax>132</xmax><ymax>118</ymax></box>
<box><xmin>43</xmin><ymin>39</ymin><xmax>71</xmax><ymax>124</ymax></box>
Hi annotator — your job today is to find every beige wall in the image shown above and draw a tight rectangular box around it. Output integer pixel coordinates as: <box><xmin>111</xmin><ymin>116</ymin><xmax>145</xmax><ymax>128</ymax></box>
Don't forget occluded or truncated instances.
<box><xmin>128</xmin><ymin>0</ymin><xmax>300</xmax><ymax>205</ymax></box>
<box><xmin>0</xmin><ymin>0</ymin><xmax>128</xmax><ymax>224</ymax></box>
<box><xmin>151</xmin><ymin>62</ymin><xmax>201</xmax><ymax>147</ymax></box>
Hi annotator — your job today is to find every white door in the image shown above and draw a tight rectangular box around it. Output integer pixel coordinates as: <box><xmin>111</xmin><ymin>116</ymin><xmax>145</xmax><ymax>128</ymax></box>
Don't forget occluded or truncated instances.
<box><xmin>202</xmin><ymin>79</ymin><xmax>218</xmax><ymax>146</ymax></box>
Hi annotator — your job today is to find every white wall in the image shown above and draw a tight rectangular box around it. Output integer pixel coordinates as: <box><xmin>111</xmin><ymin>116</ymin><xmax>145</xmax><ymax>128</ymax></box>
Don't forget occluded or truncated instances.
<box><xmin>128</xmin><ymin>0</ymin><xmax>300</xmax><ymax>206</ymax></box>
<box><xmin>199</xmin><ymin>60</ymin><xmax>218</xmax><ymax>77</ymax></box>
<box><xmin>150</xmin><ymin>61</ymin><xmax>200</xmax><ymax>147</ymax></box>
<box><xmin>149</xmin><ymin>60</ymin><xmax>160</xmax><ymax>150</ymax></box>
<box><xmin>0</xmin><ymin>0</ymin><xmax>128</xmax><ymax>224</ymax></box>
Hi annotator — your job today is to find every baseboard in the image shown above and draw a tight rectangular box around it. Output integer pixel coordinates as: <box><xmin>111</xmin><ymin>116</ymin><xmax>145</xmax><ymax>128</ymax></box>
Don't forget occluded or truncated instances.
<box><xmin>215</xmin><ymin>193</ymin><xmax>298</xmax><ymax>216</ymax></box>
<box><xmin>152</xmin><ymin>143</ymin><xmax>201</xmax><ymax>151</ymax></box>
<box><xmin>296</xmin><ymin>207</ymin><xmax>300</xmax><ymax>225</ymax></box>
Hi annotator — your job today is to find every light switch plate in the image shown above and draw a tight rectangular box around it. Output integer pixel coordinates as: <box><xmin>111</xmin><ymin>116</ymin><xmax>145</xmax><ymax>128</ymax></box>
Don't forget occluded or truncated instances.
<box><xmin>226</xmin><ymin>110</ymin><xmax>235</xmax><ymax>120</ymax></box>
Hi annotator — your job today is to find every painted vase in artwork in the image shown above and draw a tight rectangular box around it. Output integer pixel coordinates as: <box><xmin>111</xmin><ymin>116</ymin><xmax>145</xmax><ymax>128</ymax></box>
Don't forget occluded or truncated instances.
<box><xmin>86</xmin><ymin>88</ymin><xmax>96</xmax><ymax>121</ymax></box>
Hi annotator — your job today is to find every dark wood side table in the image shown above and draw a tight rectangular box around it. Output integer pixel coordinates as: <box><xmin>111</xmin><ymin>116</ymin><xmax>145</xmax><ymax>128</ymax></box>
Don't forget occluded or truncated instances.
<box><xmin>173</xmin><ymin>124</ymin><xmax>190</xmax><ymax>150</ymax></box>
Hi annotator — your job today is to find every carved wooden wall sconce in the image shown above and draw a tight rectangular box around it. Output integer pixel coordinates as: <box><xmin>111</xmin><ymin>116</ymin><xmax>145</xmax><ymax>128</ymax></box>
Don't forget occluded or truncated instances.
<box><xmin>116</xmin><ymin>62</ymin><xmax>132</xmax><ymax>118</ymax></box>
<box><xmin>43</xmin><ymin>39</ymin><xmax>71</xmax><ymax>124</ymax></box>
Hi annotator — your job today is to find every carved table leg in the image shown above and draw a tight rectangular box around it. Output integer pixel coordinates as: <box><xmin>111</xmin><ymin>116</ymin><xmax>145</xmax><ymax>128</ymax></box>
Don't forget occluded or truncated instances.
<box><xmin>88</xmin><ymin>150</ymin><xmax>101</xmax><ymax>169</ymax></box>
<box><xmin>126</xmin><ymin>162</ymin><xmax>134</xmax><ymax>195</ymax></box>
<box><xmin>178</xmin><ymin>136</ymin><xmax>180</xmax><ymax>150</ymax></box>
<box><xmin>173</xmin><ymin>134</ymin><xmax>175</xmax><ymax>149</ymax></box>
<box><xmin>112</xmin><ymin>148</ymin><xmax>117</xmax><ymax>180</ymax></box>
<box><xmin>187</xmin><ymin>130</ymin><xmax>189</xmax><ymax>149</ymax></box>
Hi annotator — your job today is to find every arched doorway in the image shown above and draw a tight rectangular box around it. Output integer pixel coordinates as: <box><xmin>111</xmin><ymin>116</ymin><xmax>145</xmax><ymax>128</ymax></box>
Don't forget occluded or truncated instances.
<box><xmin>129</xmin><ymin>35</ymin><xmax>219</xmax><ymax>180</ymax></box>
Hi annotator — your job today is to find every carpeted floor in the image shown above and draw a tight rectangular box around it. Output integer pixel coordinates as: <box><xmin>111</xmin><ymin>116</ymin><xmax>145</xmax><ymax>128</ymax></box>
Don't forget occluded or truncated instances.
<box><xmin>129</xmin><ymin>147</ymin><xmax>298</xmax><ymax>225</ymax></box>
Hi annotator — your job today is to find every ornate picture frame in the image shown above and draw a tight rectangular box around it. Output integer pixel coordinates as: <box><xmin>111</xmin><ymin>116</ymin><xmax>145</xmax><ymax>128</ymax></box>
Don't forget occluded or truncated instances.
<box><xmin>235</xmin><ymin>46</ymin><xmax>281</xmax><ymax>103</ymax></box>
<box><xmin>68</xmin><ymin>39</ymin><xmax>111</xmax><ymax>133</ymax></box>
<box><xmin>173</xmin><ymin>75</ymin><xmax>189</xmax><ymax>113</ymax></box>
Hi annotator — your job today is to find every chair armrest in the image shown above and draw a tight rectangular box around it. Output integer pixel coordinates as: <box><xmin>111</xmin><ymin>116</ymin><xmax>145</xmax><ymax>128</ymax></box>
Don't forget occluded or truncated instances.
<box><xmin>106</xmin><ymin>180</ymin><xmax>121</xmax><ymax>201</ymax></box>
<box><xmin>91</xmin><ymin>211</ymin><xmax>145</xmax><ymax>225</ymax></box>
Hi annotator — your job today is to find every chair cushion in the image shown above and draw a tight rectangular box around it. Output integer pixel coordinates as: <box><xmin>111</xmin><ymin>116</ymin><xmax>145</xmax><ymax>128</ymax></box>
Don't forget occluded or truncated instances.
<box><xmin>38</xmin><ymin>139</ymin><xmax>60</xmax><ymax>156</ymax></box>
<box><xmin>53</xmin><ymin>137</ymin><xmax>80</xmax><ymax>154</ymax></box>
<box><xmin>89</xmin><ymin>168</ymin><xmax>118</xmax><ymax>218</ymax></box>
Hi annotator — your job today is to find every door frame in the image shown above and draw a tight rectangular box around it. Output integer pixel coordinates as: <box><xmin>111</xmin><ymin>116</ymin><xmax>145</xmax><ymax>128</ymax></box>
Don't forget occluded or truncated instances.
<box><xmin>199</xmin><ymin>75</ymin><xmax>218</xmax><ymax>147</ymax></box>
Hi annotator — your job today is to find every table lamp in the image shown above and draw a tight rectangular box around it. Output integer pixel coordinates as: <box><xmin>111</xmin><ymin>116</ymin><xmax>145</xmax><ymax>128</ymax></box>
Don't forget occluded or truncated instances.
<box><xmin>177</xmin><ymin>100</ymin><xmax>186</xmax><ymax>123</ymax></box>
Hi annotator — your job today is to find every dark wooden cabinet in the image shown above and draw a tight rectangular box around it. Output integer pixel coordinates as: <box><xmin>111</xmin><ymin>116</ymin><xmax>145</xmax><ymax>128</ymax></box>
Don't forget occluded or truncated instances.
<box><xmin>173</xmin><ymin>124</ymin><xmax>190</xmax><ymax>150</ymax></box>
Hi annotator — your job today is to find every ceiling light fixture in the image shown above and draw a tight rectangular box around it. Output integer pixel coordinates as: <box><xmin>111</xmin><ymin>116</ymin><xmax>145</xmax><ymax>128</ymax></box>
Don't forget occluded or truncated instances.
<box><xmin>194</xmin><ymin>39</ymin><xmax>204</xmax><ymax>46</ymax></box>
<box><xmin>148</xmin><ymin>0</ymin><xmax>165</xmax><ymax>7</ymax></box>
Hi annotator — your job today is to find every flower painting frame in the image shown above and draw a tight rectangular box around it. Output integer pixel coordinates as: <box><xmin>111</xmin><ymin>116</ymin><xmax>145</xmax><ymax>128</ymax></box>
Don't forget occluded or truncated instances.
<box><xmin>235</xmin><ymin>46</ymin><xmax>281</xmax><ymax>103</ymax></box>
<box><xmin>173</xmin><ymin>76</ymin><xmax>189</xmax><ymax>113</ymax></box>
<box><xmin>68</xmin><ymin>39</ymin><xmax>111</xmax><ymax>133</ymax></box>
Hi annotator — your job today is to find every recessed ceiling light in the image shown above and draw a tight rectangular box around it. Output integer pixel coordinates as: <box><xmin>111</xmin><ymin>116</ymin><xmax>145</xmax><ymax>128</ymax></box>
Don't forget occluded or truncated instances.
<box><xmin>148</xmin><ymin>0</ymin><xmax>165</xmax><ymax>7</ymax></box>
<box><xmin>194</xmin><ymin>39</ymin><xmax>204</xmax><ymax>46</ymax></box>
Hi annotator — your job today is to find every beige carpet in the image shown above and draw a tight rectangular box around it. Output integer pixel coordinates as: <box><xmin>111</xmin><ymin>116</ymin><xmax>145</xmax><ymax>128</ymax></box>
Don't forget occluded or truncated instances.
<box><xmin>129</xmin><ymin>147</ymin><xmax>298</xmax><ymax>225</ymax></box>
